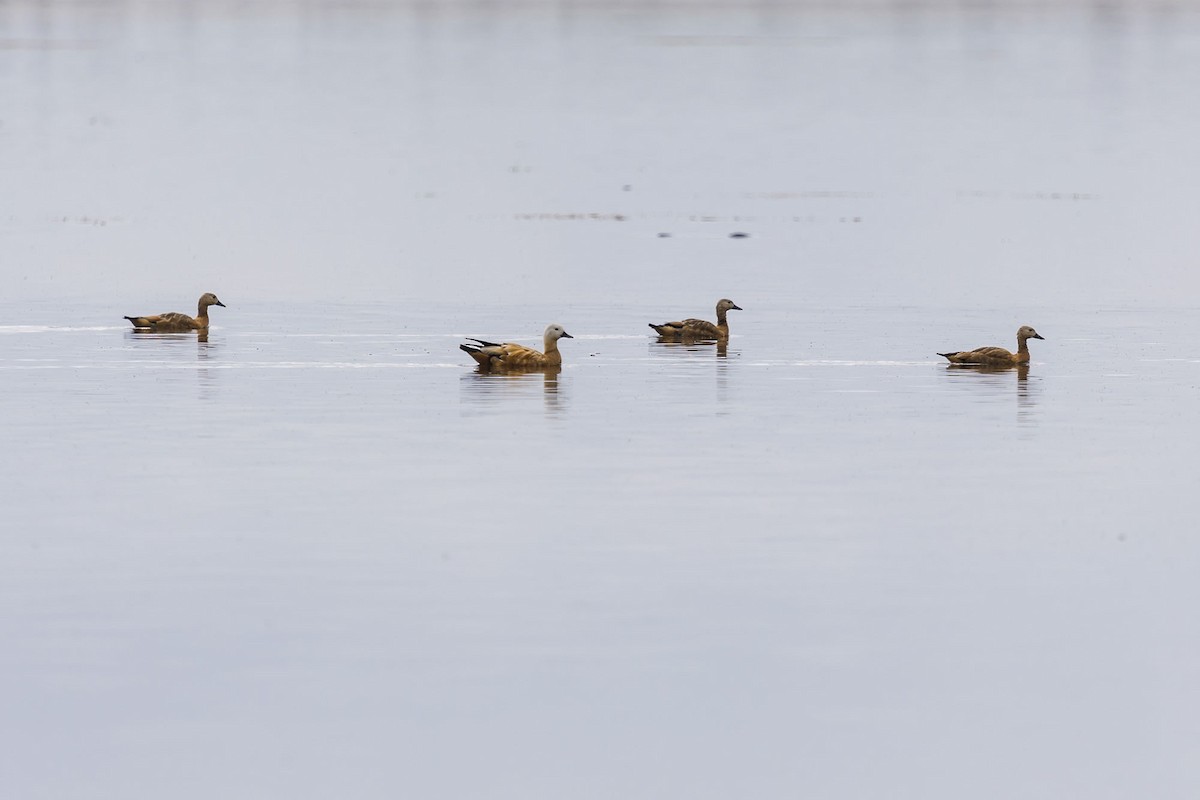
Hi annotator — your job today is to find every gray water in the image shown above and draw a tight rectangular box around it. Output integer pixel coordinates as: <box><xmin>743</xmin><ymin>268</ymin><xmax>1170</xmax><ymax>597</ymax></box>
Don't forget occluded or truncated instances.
<box><xmin>4</xmin><ymin>2</ymin><xmax>1200</xmax><ymax>798</ymax></box>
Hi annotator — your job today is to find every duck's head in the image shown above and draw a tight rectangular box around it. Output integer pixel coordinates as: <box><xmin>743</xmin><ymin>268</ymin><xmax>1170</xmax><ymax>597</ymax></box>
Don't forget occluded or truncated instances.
<box><xmin>717</xmin><ymin>298</ymin><xmax>743</xmax><ymax>313</ymax></box>
<box><xmin>200</xmin><ymin>292</ymin><xmax>226</xmax><ymax>309</ymax></box>
<box><xmin>544</xmin><ymin>323</ymin><xmax>573</xmax><ymax>341</ymax></box>
<box><xmin>1018</xmin><ymin>325</ymin><xmax>1043</xmax><ymax>341</ymax></box>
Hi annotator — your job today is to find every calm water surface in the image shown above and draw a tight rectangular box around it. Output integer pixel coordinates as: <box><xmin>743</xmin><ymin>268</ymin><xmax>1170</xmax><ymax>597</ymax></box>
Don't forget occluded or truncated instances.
<box><xmin>3</xmin><ymin>1</ymin><xmax>1200</xmax><ymax>798</ymax></box>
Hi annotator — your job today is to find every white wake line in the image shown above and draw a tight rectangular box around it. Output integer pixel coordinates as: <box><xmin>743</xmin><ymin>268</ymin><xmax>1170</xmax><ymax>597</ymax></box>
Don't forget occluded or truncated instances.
<box><xmin>451</xmin><ymin>334</ymin><xmax>648</xmax><ymax>341</ymax></box>
<box><xmin>0</xmin><ymin>327</ymin><xmax>655</xmax><ymax>340</ymax></box>
<box><xmin>0</xmin><ymin>325</ymin><xmax>126</xmax><ymax>333</ymax></box>
<box><xmin>0</xmin><ymin>362</ymin><xmax>469</xmax><ymax>370</ymax></box>
<box><xmin>256</xmin><ymin>333</ymin><xmax>435</xmax><ymax>339</ymax></box>
<box><xmin>747</xmin><ymin>360</ymin><xmax>941</xmax><ymax>367</ymax></box>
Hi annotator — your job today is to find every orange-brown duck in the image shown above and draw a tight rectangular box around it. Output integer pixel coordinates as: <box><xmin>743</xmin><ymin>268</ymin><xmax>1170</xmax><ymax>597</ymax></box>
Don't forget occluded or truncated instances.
<box><xmin>461</xmin><ymin>323</ymin><xmax>574</xmax><ymax>371</ymax></box>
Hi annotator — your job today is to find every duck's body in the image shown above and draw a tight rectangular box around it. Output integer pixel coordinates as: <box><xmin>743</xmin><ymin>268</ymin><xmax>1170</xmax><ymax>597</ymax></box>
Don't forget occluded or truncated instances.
<box><xmin>125</xmin><ymin>293</ymin><xmax>225</xmax><ymax>332</ymax></box>
<box><xmin>938</xmin><ymin>326</ymin><xmax>1044</xmax><ymax>366</ymax></box>
<box><xmin>650</xmin><ymin>299</ymin><xmax>742</xmax><ymax>339</ymax></box>
<box><xmin>461</xmin><ymin>324</ymin><xmax>573</xmax><ymax>371</ymax></box>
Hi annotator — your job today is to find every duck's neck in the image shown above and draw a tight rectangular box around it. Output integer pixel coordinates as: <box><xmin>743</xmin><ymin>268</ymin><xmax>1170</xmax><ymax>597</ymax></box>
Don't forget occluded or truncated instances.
<box><xmin>715</xmin><ymin>308</ymin><xmax>729</xmax><ymax>328</ymax></box>
<box><xmin>1015</xmin><ymin>336</ymin><xmax>1031</xmax><ymax>361</ymax></box>
<box><xmin>196</xmin><ymin>300</ymin><xmax>211</xmax><ymax>324</ymax></box>
<box><xmin>542</xmin><ymin>336</ymin><xmax>563</xmax><ymax>366</ymax></box>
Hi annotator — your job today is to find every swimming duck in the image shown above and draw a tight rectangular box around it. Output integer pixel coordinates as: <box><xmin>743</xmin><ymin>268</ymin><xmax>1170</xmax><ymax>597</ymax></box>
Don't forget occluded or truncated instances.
<box><xmin>649</xmin><ymin>298</ymin><xmax>742</xmax><ymax>339</ymax></box>
<box><xmin>460</xmin><ymin>323</ymin><xmax>574</xmax><ymax>370</ymax></box>
<box><xmin>938</xmin><ymin>325</ymin><xmax>1044</xmax><ymax>365</ymax></box>
<box><xmin>124</xmin><ymin>293</ymin><xmax>226</xmax><ymax>332</ymax></box>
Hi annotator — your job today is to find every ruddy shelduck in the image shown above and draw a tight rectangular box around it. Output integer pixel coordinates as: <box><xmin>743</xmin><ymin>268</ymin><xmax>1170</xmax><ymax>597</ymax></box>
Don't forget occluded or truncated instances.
<box><xmin>460</xmin><ymin>323</ymin><xmax>574</xmax><ymax>370</ymax></box>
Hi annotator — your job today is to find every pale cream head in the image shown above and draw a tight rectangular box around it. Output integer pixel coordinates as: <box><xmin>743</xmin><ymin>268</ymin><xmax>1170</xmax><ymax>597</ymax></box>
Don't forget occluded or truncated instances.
<box><xmin>200</xmin><ymin>292</ymin><xmax>226</xmax><ymax>309</ymax></box>
<box><xmin>1017</xmin><ymin>325</ymin><xmax>1043</xmax><ymax>341</ymax></box>
<box><xmin>544</xmin><ymin>323</ymin><xmax>573</xmax><ymax>341</ymax></box>
<box><xmin>717</xmin><ymin>299</ymin><xmax>742</xmax><ymax>313</ymax></box>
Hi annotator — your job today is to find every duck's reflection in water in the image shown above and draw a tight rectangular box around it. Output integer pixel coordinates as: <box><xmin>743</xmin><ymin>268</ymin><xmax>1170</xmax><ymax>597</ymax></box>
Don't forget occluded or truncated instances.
<box><xmin>126</xmin><ymin>328</ymin><xmax>216</xmax><ymax>348</ymax></box>
<box><xmin>651</xmin><ymin>336</ymin><xmax>736</xmax><ymax>409</ymax></box>
<box><xmin>652</xmin><ymin>336</ymin><xmax>730</xmax><ymax>358</ymax></box>
<box><xmin>460</xmin><ymin>366</ymin><xmax>565</xmax><ymax>415</ymax></box>
<box><xmin>128</xmin><ymin>328</ymin><xmax>202</xmax><ymax>344</ymax></box>
<box><xmin>944</xmin><ymin>362</ymin><xmax>1039</xmax><ymax>422</ymax></box>
<box><xmin>195</xmin><ymin>334</ymin><xmax>220</xmax><ymax>397</ymax></box>
<box><xmin>127</xmin><ymin>328</ymin><xmax>221</xmax><ymax>397</ymax></box>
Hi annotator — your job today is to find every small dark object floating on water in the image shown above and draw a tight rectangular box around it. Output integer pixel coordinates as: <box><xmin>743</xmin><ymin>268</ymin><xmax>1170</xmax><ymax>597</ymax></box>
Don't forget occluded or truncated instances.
<box><xmin>729</xmin><ymin>231</ymin><xmax>750</xmax><ymax>239</ymax></box>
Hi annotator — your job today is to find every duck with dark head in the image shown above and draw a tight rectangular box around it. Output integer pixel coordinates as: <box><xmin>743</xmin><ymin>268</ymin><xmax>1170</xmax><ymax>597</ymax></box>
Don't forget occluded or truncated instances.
<box><xmin>649</xmin><ymin>298</ymin><xmax>742</xmax><ymax>340</ymax></box>
<box><xmin>124</xmin><ymin>292</ymin><xmax>226</xmax><ymax>333</ymax></box>
<box><xmin>938</xmin><ymin>325</ymin><xmax>1044</xmax><ymax>366</ymax></box>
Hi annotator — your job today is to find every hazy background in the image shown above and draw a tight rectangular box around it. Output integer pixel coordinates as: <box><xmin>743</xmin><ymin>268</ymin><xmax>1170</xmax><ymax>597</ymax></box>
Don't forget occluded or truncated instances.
<box><xmin>3</xmin><ymin>0</ymin><xmax>1199</xmax><ymax>309</ymax></box>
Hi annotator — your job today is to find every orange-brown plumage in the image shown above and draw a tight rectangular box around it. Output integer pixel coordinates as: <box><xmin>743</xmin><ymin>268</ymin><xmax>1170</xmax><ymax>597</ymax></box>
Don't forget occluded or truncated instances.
<box><xmin>460</xmin><ymin>323</ymin><xmax>574</xmax><ymax>371</ymax></box>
